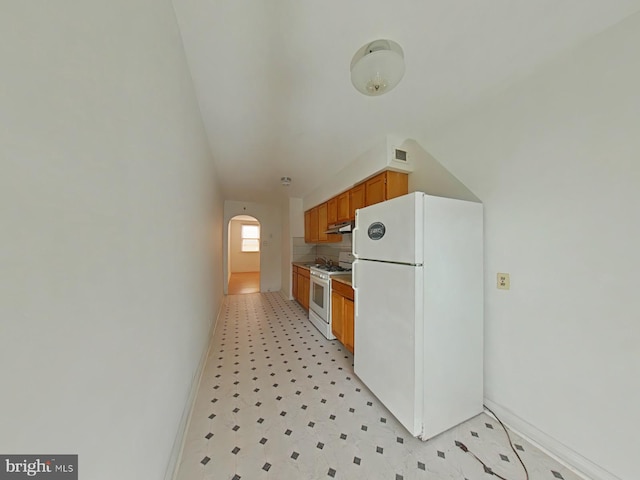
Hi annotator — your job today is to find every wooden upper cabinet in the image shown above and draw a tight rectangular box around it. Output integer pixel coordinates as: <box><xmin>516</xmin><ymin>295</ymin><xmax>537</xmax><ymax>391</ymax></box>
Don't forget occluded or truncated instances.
<box><xmin>365</xmin><ymin>171</ymin><xmax>409</xmax><ymax>207</ymax></box>
<box><xmin>336</xmin><ymin>191</ymin><xmax>350</xmax><ymax>223</ymax></box>
<box><xmin>309</xmin><ymin>207</ymin><xmax>319</xmax><ymax>243</ymax></box>
<box><xmin>327</xmin><ymin>197</ymin><xmax>338</xmax><ymax>226</ymax></box>
<box><xmin>305</xmin><ymin>171</ymin><xmax>408</xmax><ymax>242</ymax></box>
<box><xmin>317</xmin><ymin>203</ymin><xmax>328</xmax><ymax>242</ymax></box>
<box><xmin>385</xmin><ymin>170</ymin><xmax>409</xmax><ymax>201</ymax></box>
<box><xmin>364</xmin><ymin>172</ymin><xmax>386</xmax><ymax>207</ymax></box>
<box><xmin>304</xmin><ymin>207</ymin><xmax>318</xmax><ymax>243</ymax></box>
<box><xmin>350</xmin><ymin>184</ymin><xmax>365</xmax><ymax>220</ymax></box>
<box><xmin>318</xmin><ymin>202</ymin><xmax>342</xmax><ymax>243</ymax></box>
<box><xmin>304</xmin><ymin>210</ymin><xmax>312</xmax><ymax>243</ymax></box>
<box><xmin>305</xmin><ymin>203</ymin><xmax>341</xmax><ymax>244</ymax></box>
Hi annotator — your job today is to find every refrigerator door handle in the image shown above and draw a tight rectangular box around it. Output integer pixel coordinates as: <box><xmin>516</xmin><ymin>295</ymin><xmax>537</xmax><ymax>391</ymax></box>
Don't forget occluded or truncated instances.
<box><xmin>352</xmin><ymin>260</ymin><xmax>358</xmax><ymax>316</ymax></box>
<box><xmin>352</xmin><ymin>226</ymin><xmax>359</xmax><ymax>257</ymax></box>
<box><xmin>352</xmin><ymin>260</ymin><xmax>358</xmax><ymax>289</ymax></box>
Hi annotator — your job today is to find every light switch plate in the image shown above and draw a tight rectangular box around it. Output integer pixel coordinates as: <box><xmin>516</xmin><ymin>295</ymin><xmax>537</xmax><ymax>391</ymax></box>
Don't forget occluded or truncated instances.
<box><xmin>497</xmin><ymin>273</ymin><xmax>510</xmax><ymax>290</ymax></box>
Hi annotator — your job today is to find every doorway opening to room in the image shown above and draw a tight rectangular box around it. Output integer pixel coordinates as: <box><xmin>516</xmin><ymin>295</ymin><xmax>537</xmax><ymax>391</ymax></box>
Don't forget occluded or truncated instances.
<box><xmin>227</xmin><ymin>215</ymin><xmax>261</xmax><ymax>294</ymax></box>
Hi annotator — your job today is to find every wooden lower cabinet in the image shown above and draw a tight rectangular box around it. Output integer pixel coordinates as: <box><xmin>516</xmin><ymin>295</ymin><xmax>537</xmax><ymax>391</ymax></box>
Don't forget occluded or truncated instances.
<box><xmin>343</xmin><ymin>298</ymin><xmax>354</xmax><ymax>353</ymax></box>
<box><xmin>292</xmin><ymin>265</ymin><xmax>310</xmax><ymax>310</ymax></box>
<box><xmin>331</xmin><ymin>281</ymin><xmax>354</xmax><ymax>353</ymax></box>
<box><xmin>299</xmin><ymin>273</ymin><xmax>309</xmax><ymax>310</ymax></box>
<box><xmin>331</xmin><ymin>291</ymin><xmax>344</xmax><ymax>340</ymax></box>
<box><xmin>292</xmin><ymin>266</ymin><xmax>299</xmax><ymax>299</ymax></box>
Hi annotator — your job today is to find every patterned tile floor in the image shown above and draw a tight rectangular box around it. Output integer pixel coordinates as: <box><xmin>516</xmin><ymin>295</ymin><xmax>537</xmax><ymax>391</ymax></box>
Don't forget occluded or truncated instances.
<box><xmin>176</xmin><ymin>293</ymin><xmax>584</xmax><ymax>480</ymax></box>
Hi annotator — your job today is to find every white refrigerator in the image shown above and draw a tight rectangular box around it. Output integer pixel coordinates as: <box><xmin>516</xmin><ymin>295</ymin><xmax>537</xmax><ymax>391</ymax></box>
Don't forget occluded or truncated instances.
<box><xmin>352</xmin><ymin>192</ymin><xmax>484</xmax><ymax>440</ymax></box>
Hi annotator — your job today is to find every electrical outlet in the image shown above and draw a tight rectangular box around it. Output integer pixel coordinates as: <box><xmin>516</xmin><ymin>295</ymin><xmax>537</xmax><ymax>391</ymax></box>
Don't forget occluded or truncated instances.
<box><xmin>497</xmin><ymin>273</ymin><xmax>510</xmax><ymax>290</ymax></box>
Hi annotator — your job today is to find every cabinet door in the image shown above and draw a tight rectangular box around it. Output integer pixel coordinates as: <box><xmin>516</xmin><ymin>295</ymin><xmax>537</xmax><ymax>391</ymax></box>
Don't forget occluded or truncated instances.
<box><xmin>317</xmin><ymin>203</ymin><xmax>329</xmax><ymax>242</ymax></box>
<box><xmin>327</xmin><ymin>197</ymin><xmax>338</xmax><ymax>226</ymax></box>
<box><xmin>386</xmin><ymin>171</ymin><xmax>409</xmax><ymax>200</ymax></box>
<box><xmin>295</xmin><ymin>272</ymin><xmax>302</xmax><ymax>304</ymax></box>
<box><xmin>301</xmin><ymin>275</ymin><xmax>310</xmax><ymax>310</ymax></box>
<box><xmin>292</xmin><ymin>266</ymin><xmax>298</xmax><ymax>299</ymax></box>
<box><xmin>344</xmin><ymin>298</ymin><xmax>354</xmax><ymax>353</ymax></box>
<box><xmin>304</xmin><ymin>210</ymin><xmax>312</xmax><ymax>243</ymax></box>
<box><xmin>365</xmin><ymin>172</ymin><xmax>386</xmax><ymax>207</ymax></box>
<box><xmin>309</xmin><ymin>207</ymin><xmax>319</xmax><ymax>243</ymax></box>
<box><xmin>350</xmin><ymin>184</ymin><xmax>365</xmax><ymax>220</ymax></box>
<box><xmin>300</xmin><ymin>272</ymin><xmax>306</xmax><ymax>306</ymax></box>
<box><xmin>331</xmin><ymin>291</ymin><xmax>344</xmax><ymax>341</ymax></box>
<box><xmin>337</xmin><ymin>191</ymin><xmax>350</xmax><ymax>223</ymax></box>
<box><xmin>318</xmin><ymin>202</ymin><xmax>342</xmax><ymax>243</ymax></box>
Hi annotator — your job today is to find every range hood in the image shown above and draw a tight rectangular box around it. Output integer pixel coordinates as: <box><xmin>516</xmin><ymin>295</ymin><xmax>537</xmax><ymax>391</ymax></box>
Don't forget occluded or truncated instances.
<box><xmin>325</xmin><ymin>221</ymin><xmax>354</xmax><ymax>234</ymax></box>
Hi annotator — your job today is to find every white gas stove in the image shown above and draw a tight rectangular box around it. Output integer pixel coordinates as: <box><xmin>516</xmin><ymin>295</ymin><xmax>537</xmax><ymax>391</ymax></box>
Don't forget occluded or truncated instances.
<box><xmin>308</xmin><ymin>252</ymin><xmax>354</xmax><ymax>339</ymax></box>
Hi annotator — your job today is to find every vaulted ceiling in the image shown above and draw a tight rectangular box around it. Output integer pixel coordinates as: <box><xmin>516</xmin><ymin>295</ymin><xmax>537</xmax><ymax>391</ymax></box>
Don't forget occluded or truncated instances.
<box><xmin>171</xmin><ymin>0</ymin><xmax>640</xmax><ymax>204</ymax></box>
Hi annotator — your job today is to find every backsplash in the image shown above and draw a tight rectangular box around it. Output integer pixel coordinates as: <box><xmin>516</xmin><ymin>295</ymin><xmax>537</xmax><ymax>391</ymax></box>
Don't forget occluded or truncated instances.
<box><xmin>292</xmin><ymin>237</ymin><xmax>316</xmax><ymax>263</ymax></box>
<box><xmin>292</xmin><ymin>236</ymin><xmax>352</xmax><ymax>264</ymax></box>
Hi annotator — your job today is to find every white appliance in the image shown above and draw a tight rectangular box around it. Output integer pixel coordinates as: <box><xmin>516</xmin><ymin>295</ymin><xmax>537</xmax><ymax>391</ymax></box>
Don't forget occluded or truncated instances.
<box><xmin>309</xmin><ymin>252</ymin><xmax>354</xmax><ymax>340</ymax></box>
<box><xmin>352</xmin><ymin>192</ymin><xmax>483</xmax><ymax>440</ymax></box>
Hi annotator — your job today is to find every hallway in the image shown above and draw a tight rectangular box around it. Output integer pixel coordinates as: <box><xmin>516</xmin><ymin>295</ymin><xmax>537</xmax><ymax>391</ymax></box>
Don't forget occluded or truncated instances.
<box><xmin>175</xmin><ymin>293</ymin><xmax>580</xmax><ymax>480</ymax></box>
<box><xmin>228</xmin><ymin>272</ymin><xmax>260</xmax><ymax>295</ymax></box>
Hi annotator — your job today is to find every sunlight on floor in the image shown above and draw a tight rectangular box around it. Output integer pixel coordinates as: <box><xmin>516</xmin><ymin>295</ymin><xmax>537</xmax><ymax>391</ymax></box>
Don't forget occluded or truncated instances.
<box><xmin>228</xmin><ymin>272</ymin><xmax>260</xmax><ymax>294</ymax></box>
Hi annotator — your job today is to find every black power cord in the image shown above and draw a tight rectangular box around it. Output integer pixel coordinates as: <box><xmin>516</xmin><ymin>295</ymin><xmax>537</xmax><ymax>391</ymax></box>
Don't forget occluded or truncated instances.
<box><xmin>455</xmin><ymin>405</ymin><xmax>529</xmax><ymax>480</ymax></box>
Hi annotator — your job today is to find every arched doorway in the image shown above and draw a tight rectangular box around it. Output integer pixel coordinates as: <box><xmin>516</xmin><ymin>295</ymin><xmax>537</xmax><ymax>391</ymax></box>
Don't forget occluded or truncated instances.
<box><xmin>227</xmin><ymin>215</ymin><xmax>261</xmax><ymax>294</ymax></box>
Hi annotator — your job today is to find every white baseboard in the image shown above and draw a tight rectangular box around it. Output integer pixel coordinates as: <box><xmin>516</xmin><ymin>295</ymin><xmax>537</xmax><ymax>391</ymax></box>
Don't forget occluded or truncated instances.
<box><xmin>164</xmin><ymin>299</ymin><xmax>225</xmax><ymax>480</ymax></box>
<box><xmin>483</xmin><ymin>399</ymin><xmax>622</xmax><ymax>480</ymax></box>
<box><xmin>278</xmin><ymin>289</ymin><xmax>294</xmax><ymax>301</ymax></box>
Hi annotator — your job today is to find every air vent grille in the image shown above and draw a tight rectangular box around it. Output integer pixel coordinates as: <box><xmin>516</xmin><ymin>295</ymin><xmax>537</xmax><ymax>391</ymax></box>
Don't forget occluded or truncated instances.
<box><xmin>394</xmin><ymin>149</ymin><xmax>407</xmax><ymax>162</ymax></box>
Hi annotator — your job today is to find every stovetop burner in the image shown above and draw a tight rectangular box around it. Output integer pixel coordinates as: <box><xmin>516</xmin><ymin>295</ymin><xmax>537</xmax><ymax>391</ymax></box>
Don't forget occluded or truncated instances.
<box><xmin>309</xmin><ymin>252</ymin><xmax>354</xmax><ymax>277</ymax></box>
<box><xmin>314</xmin><ymin>264</ymin><xmax>351</xmax><ymax>273</ymax></box>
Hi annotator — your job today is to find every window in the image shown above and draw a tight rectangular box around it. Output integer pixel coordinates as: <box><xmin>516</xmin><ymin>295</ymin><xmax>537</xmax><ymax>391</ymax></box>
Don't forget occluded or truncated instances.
<box><xmin>241</xmin><ymin>224</ymin><xmax>260</xmax><ymax>252</ymax></box>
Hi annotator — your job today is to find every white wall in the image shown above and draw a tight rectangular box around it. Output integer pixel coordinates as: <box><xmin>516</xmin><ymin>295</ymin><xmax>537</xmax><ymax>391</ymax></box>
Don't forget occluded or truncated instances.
<box><xmin>0</xmin><ymin>2</ymin><xmax>223</xmax><ymax>479</ymax></box>
<box><xmin>303</xmin><ymin>135</ymin><xmax>479</xmax><ymax>212</ymax></box>
<box><xmin>303</xmin><ymin>135</ymin><xmax>411</xmax><ymax>210</ymax></box>
<box><xmin>289</xmin><ymin>197</ymin><xmax>305</xmax><ymax>237</ymax></box>
<box><xmin>426</xmin><ymin>12</ymin><xmax>640</xmax><ymax>480</ymax></box>
<box><xmin>229</xmin><ymin>218</ymin><xmax>260</xmax><ymax>272</ymax></box>
<box><xmin>404</xmin><ymin>140</ymin><xmax>480</xmax><ymax>203</ymax></box>
<box><xmin>224</xmin><ymin>201</ymin><xmax>282</xmax><ymax>293</ymax></box>
<box><xmin>280</xmin><ymin>197</ymin><xmax>306</xmax><ymax>299</ymax></box>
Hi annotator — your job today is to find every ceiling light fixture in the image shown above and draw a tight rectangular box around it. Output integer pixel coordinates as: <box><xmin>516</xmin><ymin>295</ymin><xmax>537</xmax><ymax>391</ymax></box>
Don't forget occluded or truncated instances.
<box><xmin>350</xmin><ymin>39</ymin><xmax>405</xmax><ymax>96</ymax></box>
<box><xmin>280</xmin><ymin>176</ymin><xmax>292</xmax><ymax>186</ymax></box>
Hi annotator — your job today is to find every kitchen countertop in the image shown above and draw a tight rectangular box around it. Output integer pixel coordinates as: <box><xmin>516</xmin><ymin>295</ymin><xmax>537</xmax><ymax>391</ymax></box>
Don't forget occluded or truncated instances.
<box><xmin>331</xmin><ymin>274</ymin><xmax>352</xmax><ymax>287</ymax></box>
<box><xmin>291</xmin><ymin>262</ymin><xmax>313</xmax><ymax>269</ymax></box>
<box><xmin>292</xmin><ymin>263</ymin><xmax>353</xmax><ymax>286</ymax></box>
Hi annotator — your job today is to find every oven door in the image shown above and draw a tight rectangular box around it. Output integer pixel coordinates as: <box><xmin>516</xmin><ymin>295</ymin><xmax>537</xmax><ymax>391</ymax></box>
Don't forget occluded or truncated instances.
<box><xmin>309</xmin><ymin>275</ymin><xmax>330</xmax><ymax>322</ymax></box>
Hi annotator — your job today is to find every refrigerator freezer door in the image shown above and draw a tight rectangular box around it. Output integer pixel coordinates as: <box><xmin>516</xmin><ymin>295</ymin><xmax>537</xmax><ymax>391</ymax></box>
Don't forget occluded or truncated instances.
<box><xmin>353</xmin><ymin>259</ymin><xmax>424</xmax><ymax>437</ymax></box>
<box><xmin>353</xmin><ymin>192</ymin><xmax>424</xmax><ymax>265</ymax></box>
